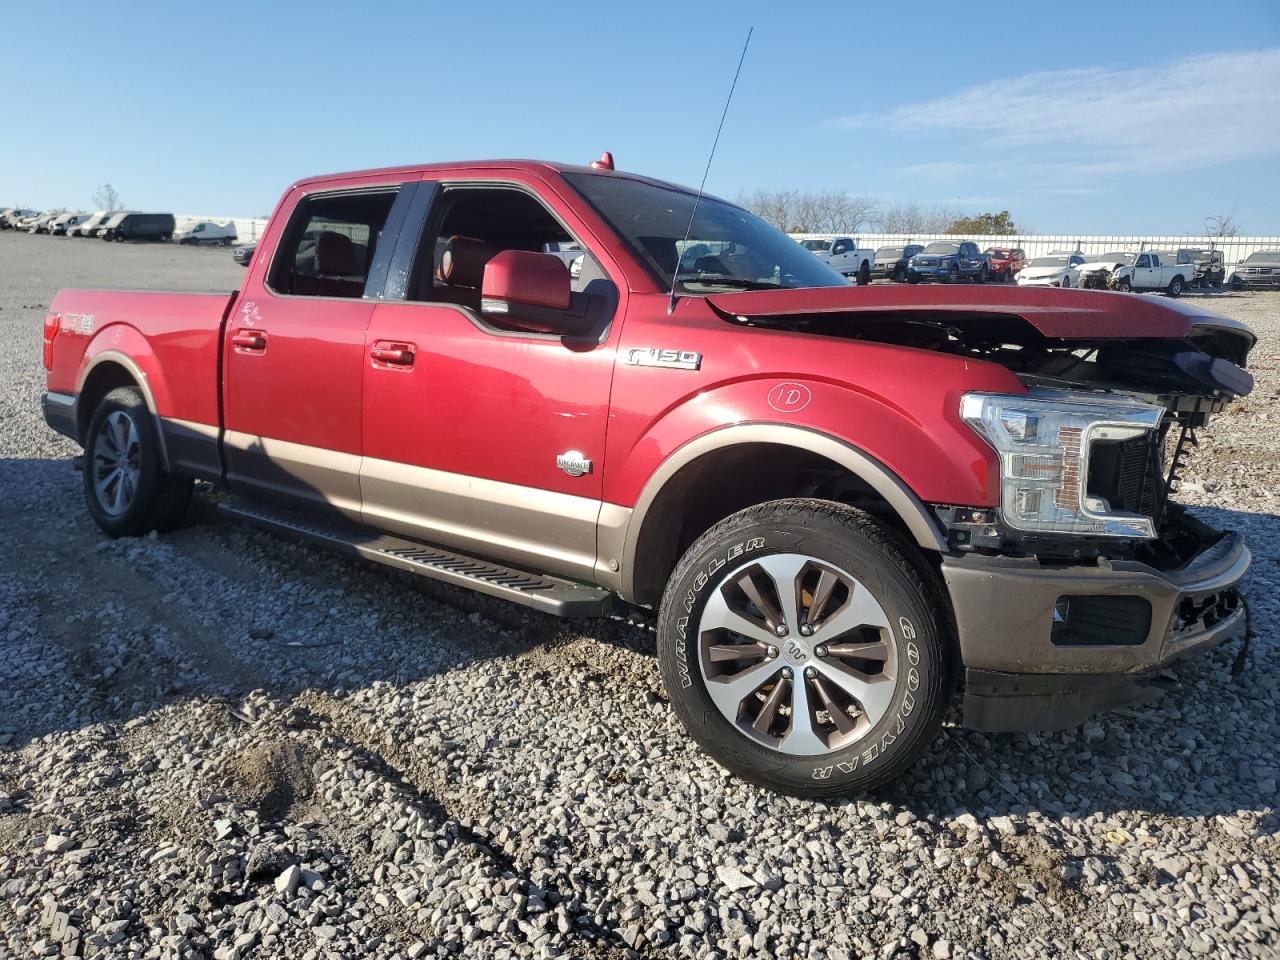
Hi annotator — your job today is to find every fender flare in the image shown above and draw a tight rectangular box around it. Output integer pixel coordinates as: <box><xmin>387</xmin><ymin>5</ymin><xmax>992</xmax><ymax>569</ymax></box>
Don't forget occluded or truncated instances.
<box><xmin>76</xmin><ymin>350</ymin><xmax>172</xmax><ymax>471</ymax></box>
<box><xmin>614</xmin><ymin>422</ymin><xmax>950</xmax><ymax>602</ymax></box>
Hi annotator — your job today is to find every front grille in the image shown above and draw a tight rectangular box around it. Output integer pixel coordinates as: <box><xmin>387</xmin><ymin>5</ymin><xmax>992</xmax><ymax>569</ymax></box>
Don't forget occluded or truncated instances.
<box><xmin>1088</xmin><ymin>433</ymin><xmax>1163</xmax><ymax>521</ymax></box>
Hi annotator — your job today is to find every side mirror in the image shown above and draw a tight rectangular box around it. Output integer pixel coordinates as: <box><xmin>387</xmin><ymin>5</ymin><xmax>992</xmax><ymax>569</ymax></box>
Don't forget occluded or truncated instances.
<box><xmin>481</xmin><ymin>250</ymin><xmax>581</xmax><ymax>335</ymax></box>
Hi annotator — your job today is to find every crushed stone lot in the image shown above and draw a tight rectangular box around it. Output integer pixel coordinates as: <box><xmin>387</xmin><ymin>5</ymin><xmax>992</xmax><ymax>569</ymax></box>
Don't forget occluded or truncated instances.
<box><xmin>0</xmin><ymin>230</ymin><xmax>1276</xmax><ymax>959</ymax></box>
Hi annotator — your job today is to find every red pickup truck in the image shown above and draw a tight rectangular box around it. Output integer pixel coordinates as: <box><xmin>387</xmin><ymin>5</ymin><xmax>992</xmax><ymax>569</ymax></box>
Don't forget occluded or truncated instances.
<box><xmin>42</xmin><ymin>158</ymin><xmax>1256</xmax><ymax>796</ymax></box>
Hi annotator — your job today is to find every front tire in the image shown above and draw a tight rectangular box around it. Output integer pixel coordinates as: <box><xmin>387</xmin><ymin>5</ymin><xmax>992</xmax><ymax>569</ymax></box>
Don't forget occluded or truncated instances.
<box><xmin>1060</xmin><ymin>274</ymin><xmax>1071</xmax><ymax>288</ymax></box>
<box><xmin>84</xmin><ymin>387</ymin><xmax>193</xmax><ymax>537</ymax></box>
<box><xmin>947</xmin><ymin>264</ymin><xmax>960</xmax><ymax>283</ymax></box>
<box><xmin>657</xmin><ymin>499</ymin><xmax>951</xmax><ymax>797</ymax></box>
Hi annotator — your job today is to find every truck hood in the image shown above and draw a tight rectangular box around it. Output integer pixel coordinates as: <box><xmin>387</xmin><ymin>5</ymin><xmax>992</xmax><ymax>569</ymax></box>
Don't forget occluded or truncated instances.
<box><xmin>704</xmin><ymin>284</ymin><xmax>1256</xmax><ymax>352</ymax></box>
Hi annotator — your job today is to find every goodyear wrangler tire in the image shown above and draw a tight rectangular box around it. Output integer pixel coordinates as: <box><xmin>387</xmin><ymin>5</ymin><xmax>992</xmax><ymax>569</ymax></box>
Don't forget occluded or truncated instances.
<box><xmin>657</xmin><ymin>499</ymin><xmax>950</xmax><ymax>797</ymax></box>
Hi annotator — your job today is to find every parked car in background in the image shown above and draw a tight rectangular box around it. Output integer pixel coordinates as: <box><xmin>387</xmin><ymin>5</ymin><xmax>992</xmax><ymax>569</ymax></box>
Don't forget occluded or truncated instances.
<box><xmin>49</xmin><ymin>213</ymin><xmax>87</xmax><ymax>236</ymax></box>
<box><xmin>28</xmin><ymin>212</ymin><xmax>59</xmax><ymax>234</ymax></box>
<box><xmin>101</xmin><ymin>213</ymin><xmax>175</xmax><ymax>242</ymax></box>
<box><xmin>1230</xmin><ymin>250</ymin><xmax>1280</xmax><ymax>289</ymax></box>
<box><xmin>870</xmin><ymin>244</ymin><xmax>923</xmax><ymax>282</ymax></box>
<box><xmin>983</xmin><ymin>247</ymin><xmax>1026</xmax><ymax>282</ymax></box>
<box><xmin>1175</xmin><ymin>248</ymin><xmax>1226</xmax><ymax>288</ymax></box>
<box><xmin>907</xmin><ymin>241</ymin><xmax>990</xmax><ymax>283</ymax></box>
<box><xmin>70</xmin><ymin>211</ymin><xmax>112</xmax><ymax>237</ymax></box>
<box><xmin>1016</xmin><ymin>253</ymin><xmax>1086</xmax><ymax>288</ymax></box>
<box><xmin>801</xmin><ymin>236</ymin><xmax>876</xmax><ymax>284</ymax></box>
<box><xmin>1073</xmin><ymin>251</ymin><xmax>1136</xmax><ymax>289</ymax></box>
<box><xmin>1</xmin><ymin>208</ymin><xmax>37</xmax><ymax>229</ymax></box>
<box><xmin>175</xmin><ymin>220</ymin><xmax>238</xmax><ymax>245</ymax></box>
<box><xmin>231</xmin><ymin>242</ymin><xmax>257</xmax><ymax>266</ymax></box>
<box><xmin>1112</xmin><ymin>251</ymin><xmax>1196</xmax><ymax>296</ymax></box>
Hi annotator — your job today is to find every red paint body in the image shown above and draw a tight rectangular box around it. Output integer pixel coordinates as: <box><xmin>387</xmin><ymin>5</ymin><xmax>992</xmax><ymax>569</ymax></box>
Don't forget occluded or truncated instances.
<box><xmin>45</xmin><ymin>160</ymin><xmax>1245</xmax><ymax>521</ymax></box>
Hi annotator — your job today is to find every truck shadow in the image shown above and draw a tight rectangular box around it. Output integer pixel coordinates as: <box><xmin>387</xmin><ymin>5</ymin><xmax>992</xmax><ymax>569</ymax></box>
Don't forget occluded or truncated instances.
<box><xmin>1</xmin><ymin>454</ymin><xmax>1276</xmax><ymax>825</ymax></box>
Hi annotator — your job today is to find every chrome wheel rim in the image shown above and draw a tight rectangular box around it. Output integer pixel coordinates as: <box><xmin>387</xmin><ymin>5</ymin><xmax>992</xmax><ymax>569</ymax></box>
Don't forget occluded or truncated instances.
<box><xmin>696</xmin><ymin>553</ymin><xmax>899</xmax><ymax>756</ymax></box>
<box><xmin>92</xmin><ymin>410</ymin><xmax>141</xmax><ymax>516</ymax></box>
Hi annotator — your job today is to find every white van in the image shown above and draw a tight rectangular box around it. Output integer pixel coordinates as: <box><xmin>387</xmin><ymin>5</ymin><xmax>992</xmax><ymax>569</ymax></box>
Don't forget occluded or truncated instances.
<box><xmin>175</xmin><ymin>221</ymin><xmax>238</xmax><ymax>246</ymax></box>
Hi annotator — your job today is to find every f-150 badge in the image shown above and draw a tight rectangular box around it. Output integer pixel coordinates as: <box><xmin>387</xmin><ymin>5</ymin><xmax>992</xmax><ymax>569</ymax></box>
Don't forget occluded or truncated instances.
<box><xmin>625</xmin><ymin>347</ymin><xmax>701</xmax><ymax>371</ymax></box>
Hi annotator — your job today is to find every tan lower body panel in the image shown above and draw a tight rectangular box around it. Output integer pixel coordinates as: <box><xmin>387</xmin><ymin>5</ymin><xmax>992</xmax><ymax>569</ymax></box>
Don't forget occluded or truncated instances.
<box><xmin>222</xmin><ymin>430</ymin><xmax>363</xmax><ymax>519</ymax></box>
<box><xmin>360</xmin><ymin>457</ymin><xmax>602</xmax><ymax>582</ymax></box>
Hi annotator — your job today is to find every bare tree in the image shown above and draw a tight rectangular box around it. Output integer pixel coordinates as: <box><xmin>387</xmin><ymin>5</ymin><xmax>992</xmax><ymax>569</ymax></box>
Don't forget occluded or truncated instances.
<box><xmin>874</xmin><ymin>201</ymin><xmax>963</xmax><ymax>235</ymax></box>
<box><xmin>92</xmin><ymin>183</ymin><xmax>121</xmax><ymax>212</ymax></box>
<box><xmin>738</xmin><ymin>189</ymin><xmax>879</xmax><ymax>234</ymax></box>
<box><xmin>1204</xmin><ymin>212</ymin><xmax>1239</xmax><ymax>237</ymax></box>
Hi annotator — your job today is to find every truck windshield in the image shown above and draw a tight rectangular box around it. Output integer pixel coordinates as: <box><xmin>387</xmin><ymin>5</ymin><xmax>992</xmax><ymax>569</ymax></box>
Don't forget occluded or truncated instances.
<box><xmin>921</xmin><ymin>242</ymin><xmax>960</xmax><ymax>255</ymax></box>
<box><xmin>563</xmin><ymin>173</ymin><xmax>848</xmax><ymax>292</ymax></box>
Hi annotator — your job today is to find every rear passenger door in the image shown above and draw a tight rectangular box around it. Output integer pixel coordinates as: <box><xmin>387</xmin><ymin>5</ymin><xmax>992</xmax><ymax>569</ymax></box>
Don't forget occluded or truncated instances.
<box><xmin>222</xmin><ymin>180</ymin><xmax>406</xmax><ymax>516</ymax></box>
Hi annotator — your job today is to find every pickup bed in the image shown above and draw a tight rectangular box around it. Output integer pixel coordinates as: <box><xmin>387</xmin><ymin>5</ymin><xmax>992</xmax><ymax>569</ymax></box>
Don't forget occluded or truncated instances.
<box><xmin>43</xmin><ymin>157</ymin><xmax>1257</xmax><ymax>797</ymax></box>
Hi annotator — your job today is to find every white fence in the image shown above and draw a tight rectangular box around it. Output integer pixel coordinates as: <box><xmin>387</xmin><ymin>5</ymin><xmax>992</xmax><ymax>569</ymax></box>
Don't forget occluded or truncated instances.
<box><xmin>791</xmin><ymin>233</ymin><xmax>1280</xmax><ymax>267</ymax></box>
<box><xmin>174</xmin><ymin>215</ymin><xmax>270</xmax><ymax>243</ymax></box>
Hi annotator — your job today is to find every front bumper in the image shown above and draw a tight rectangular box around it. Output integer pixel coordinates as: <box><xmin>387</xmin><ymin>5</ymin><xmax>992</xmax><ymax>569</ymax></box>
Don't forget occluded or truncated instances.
<box><xmin>943</xmin><ymin>531</ymin><xmax>1251</xmax><ymax>731</ymax></box>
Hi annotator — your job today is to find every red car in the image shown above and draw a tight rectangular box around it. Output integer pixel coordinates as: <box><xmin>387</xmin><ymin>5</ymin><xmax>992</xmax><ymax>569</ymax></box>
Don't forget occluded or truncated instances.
<box><xmin>984</xmin><ymin>246</ymin><xmax>1026</xmax><ymax>282</ymax></box>
<box><xmin>42</xmin><ymin>158</ymin><xmax>1255</xmax><ymax>797</ymax></box>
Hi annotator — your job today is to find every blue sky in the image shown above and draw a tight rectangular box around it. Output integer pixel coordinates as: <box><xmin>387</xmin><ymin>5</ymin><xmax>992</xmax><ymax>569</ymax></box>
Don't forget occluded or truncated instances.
<box><xmin>3</xmin><ymin>1</ymin><xmax>1278</xmax><ymax>234</ymax></box>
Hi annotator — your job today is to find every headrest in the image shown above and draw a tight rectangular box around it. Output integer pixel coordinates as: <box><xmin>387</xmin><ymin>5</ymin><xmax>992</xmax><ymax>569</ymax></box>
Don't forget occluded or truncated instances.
<box><xmin>438</xmin><ymin>235</ymin><xmax>498</xmax><ymax>288</ymax></box>
<box><xmin>315</xmin><ymin>231</ymin><xmax>355</xmax><ymax>276</ymax></box>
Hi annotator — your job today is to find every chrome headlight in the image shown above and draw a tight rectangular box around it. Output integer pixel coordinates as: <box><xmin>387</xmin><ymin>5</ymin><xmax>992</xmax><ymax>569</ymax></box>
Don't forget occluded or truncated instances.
<box><xmin>961</xmin><ymin>390</ymin><xmax>1164</xmax><ymax>538</ymax></box>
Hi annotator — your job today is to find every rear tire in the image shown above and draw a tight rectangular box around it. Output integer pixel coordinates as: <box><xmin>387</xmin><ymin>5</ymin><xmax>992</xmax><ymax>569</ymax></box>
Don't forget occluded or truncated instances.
<box><xmin>656</xmin><ymin>499</ymin><xmax>951</xmax><ymax>797</ymax></box>
<box><xmin>857</xmin><ymin>262</ymin><xmax>871</xmax><ymax>286</ymax></box>
<box><xmin>893</xmin><ymin>265</ymin><xmax>906</xmax><ymax>283</ymax></box>
<box><xmin>977</xmin><ymin>265</ymin><xmax>988</xmax><ymax>284</ymax></box>
<box><xmin>1167</xmin><ymin>276</ymin><xmax>1184</xmax><ymax>297</ymax></box>
<box><xmin>83</xmin><ymin>387</ymin><xmax>193</xmax><ymax>537</ymax></box>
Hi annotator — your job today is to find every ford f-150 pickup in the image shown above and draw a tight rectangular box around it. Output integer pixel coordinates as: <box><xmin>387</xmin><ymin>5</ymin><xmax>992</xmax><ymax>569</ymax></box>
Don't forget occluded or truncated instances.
<box><xmin>42</xmin><ymin>157</ymin><xmax>1257</xmax><ymax>797</ymax></box>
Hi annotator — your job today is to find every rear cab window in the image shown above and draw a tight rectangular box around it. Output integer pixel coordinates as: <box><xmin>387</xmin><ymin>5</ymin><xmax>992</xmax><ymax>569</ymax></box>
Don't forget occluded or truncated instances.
<box><xmin>268</xmin><ymin>189</ymin><xmax>399</xmax><ymax>298</ymax></box>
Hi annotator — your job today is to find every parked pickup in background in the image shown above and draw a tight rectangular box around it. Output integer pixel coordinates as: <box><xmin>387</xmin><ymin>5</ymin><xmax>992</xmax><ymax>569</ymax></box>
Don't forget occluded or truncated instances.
<box><xmin>1231</xmin><ymin>250</ymin><xmax>1280</xmax><ymax>289</ymax></box>
<box><xmin>983</xmin><ymin>246</ymin><xmax>1026</xmax><ymax>282</ymax></box>
<box><xmin>42</xmin><ymin>157</ymin><xmax>1256</xmax><ymax>798</ymax></box>
<box><xmin>870</xmin><ymin>244</ymin><xmax>923</xmax><ymax>282</ymax></box>
<box><xmin>1112</xmin><ymin>251</ymin><xmax>1197</xmax><ymax>297</ymax></box>
<box><xmin>799</xmin><ymin>236</ymin><xmax>875</xmax><ymax>284</ymax></box>
<box><xmin>907</xmin><ymin>241</ymin><xmax>990</xmax><ymax>283</ymax></box>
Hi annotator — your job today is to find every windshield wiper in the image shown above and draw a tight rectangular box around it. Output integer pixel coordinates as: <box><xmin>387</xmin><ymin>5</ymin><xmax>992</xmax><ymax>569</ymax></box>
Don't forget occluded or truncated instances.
<box><xmin>675</xmin><ymin>275</ymin><xmax>784</xmax><ymax>290</ymax></box>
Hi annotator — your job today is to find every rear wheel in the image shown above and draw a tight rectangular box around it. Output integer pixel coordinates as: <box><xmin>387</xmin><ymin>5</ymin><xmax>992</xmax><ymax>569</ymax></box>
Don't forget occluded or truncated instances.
<box><xmin>857</xmin><ymin>262</ymin><xmax>871</xmax><ymax>286</ymax></box>
<box><xmin>84</xmin><ymin>387</ymin><xmax>193</xmax><ymax>537</ymax></box>
<box><xmin>657</xmin><ymin>500</ymin><xmax>950</xmax><ymax>797</ymax></box>
<box><xmin>893</xmin><ymin>265</ymin><xmax>906</xmax><ymax>283</ymax></box>
<box><xmin>1167</xmin><ymin>275</ymin><xmax>1184</xmax><ymax>297</ymax></box>
<box><xmin>977</xmin><ymin>265</ymin><xmax>988</xmax><ymax>284</ymax></box>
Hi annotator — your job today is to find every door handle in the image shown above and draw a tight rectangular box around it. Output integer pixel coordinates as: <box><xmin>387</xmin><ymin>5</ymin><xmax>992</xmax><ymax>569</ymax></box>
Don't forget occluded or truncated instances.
<box><xmin>231</xmin><ymin>329</ymin><xmax>267</xmax><ymax>351</ymax></box>
<box><xmin>370</xmin><ymin>342</ymin><xmax>415</xmax><ymax>367</ymax></box>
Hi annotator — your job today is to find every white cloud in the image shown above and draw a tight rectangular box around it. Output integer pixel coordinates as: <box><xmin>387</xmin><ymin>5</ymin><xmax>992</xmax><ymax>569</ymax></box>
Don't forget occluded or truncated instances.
<box><xmin>830</xmin><ymin>49</ymin><xmax>1280</xmax><ymax>176</ymax></box>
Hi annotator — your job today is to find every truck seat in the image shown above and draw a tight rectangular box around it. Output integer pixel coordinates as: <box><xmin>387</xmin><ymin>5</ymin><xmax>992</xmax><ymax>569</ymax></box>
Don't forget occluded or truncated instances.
<box><xmin>435</xmin><ymin>235</ymin><xmax>498</xmax><ymax>311</ymax></box>
<box><xmin>291</xmin><ymin>231</ymin><xmax>365</xmax><ymax>298</ymax></box>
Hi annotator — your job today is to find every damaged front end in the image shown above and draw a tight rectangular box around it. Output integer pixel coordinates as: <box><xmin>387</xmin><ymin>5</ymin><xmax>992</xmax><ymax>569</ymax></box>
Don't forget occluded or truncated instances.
<box><xmin>706</xmin><ymin>287</ymin><xmax>1256</xmax><ymax>730</ymax></box>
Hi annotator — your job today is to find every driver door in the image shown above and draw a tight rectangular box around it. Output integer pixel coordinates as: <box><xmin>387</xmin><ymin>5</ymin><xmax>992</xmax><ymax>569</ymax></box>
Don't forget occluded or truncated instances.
<box><xmin>358</xmin><ymin>177</ymin><xmax>623</xmax><ymax>581</ymax></box>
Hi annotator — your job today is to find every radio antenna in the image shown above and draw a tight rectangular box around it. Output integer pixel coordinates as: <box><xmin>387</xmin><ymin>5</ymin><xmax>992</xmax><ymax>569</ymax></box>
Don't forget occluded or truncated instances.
<box><xmin>668</xmin><ymin>26</ymin><xmax>753</xmax><ymax>315</ymax></box>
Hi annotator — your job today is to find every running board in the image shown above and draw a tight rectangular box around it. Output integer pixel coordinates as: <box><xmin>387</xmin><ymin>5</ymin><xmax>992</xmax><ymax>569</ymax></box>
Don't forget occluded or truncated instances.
<box><xmin>218</xmin><ymin>499</ymin><xmax>612</xmax><ymax>617</ymax></box>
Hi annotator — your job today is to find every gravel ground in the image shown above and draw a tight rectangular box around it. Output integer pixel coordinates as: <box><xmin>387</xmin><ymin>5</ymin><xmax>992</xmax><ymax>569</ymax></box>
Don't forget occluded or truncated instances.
<box><xmin>0</xmin><ymin>231</ymin><xmax>1276</xmax><ymax>960</ymax></box>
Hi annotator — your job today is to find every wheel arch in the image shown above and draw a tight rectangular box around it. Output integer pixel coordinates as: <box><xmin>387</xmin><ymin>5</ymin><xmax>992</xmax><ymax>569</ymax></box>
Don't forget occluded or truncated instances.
<box><xmin>613</xmin><ymin>424</ymin><xmax>949</xmax><ymax>607</ymax></box>
<box><xmin>76</xmin><ymin>352</ymin><xmax>172</xmax><ymax>470</ymax></box>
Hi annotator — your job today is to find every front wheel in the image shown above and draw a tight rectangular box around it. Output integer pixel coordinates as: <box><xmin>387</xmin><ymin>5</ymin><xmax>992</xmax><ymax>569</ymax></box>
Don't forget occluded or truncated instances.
<box><xmin>1060</xmin><ymin>274</ymin><xmax>1071</xmax><ymax>288</ymax></box>
<box><xmin>1118</xmin><ymin>277</ymin><xmax>1133</xmax><ymax>292</ymax></box>
<box><xmin>1167</xmin><ymin>276</ymin><xmax>1184</xmax><ymax>297</ymax></box>
<box><xmin>84</xmin><ymin>387</ymin><xmax>193</xmax><ymax>537</ymax></box>
<box><xmin>657</xmin><ymin>500</ymin><xmax>951</xmax><ymax>797</ymax></box>
<box><xmin>947</xmin><ymin>264</ymin><xmax>960</xmax><ymax>283</ymax></box>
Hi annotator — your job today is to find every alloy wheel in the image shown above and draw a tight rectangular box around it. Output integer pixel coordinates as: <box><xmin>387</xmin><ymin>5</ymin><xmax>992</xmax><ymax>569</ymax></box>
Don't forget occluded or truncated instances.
<box><xmin>696</xmin><ymin>553</ymin><xmax>899</xmax><ymax>756</ymax></box>
<box><xmin>91</xmin><ymin>410</ymin><xmax>141</xmax><ymax>516</ymax></box>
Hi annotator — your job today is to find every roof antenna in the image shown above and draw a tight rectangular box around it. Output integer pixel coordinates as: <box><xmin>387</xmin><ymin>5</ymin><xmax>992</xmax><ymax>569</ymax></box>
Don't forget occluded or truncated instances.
<box><xmin>668</xmin><ymin>26</ymin><xmax>753</xmax><ymax>315</ymax></box>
